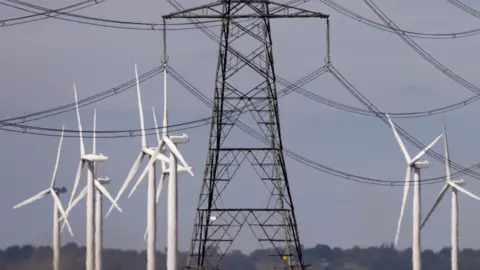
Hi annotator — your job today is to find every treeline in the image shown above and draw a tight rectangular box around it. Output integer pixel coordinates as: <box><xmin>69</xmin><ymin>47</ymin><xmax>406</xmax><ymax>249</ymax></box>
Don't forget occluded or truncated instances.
<box><xmin>1</xmin><ymin>243</ymin><xmax>480</xmax><ymax>269</ymax></box>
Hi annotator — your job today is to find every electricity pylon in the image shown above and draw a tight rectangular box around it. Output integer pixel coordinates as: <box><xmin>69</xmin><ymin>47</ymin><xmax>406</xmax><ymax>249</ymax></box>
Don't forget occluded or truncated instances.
<box><xmin>163</xmin><ymin>1</ymin><xmax>329</xmax><ymax>269</ymax></box>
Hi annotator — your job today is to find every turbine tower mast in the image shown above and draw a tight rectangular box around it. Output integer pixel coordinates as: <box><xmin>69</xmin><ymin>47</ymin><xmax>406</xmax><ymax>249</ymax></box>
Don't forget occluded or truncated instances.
<box><xmin>163</xmin><ymin>1</ymin><xmax>329</xmax><ymax>269</ymax></box>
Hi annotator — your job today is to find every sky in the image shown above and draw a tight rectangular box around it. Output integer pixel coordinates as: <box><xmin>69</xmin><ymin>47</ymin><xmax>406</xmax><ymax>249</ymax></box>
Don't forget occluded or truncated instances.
<box><xmin>1</xmin><ymin>0</ymin><xmax>480</xmax><ymax>255</ymax></box>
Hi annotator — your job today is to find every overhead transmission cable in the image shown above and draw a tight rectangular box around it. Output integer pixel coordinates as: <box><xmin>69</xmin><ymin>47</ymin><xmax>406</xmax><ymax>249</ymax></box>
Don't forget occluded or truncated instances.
<box><xmin>0</xmin><ymin>0</ymin><xmax>248</xmax><ymax>30</ymax></box>
<box><xmin>0</xmin><ymin>63</ymin><xmax>327</xmax><ymax>137</ymax></box>
<box><xmin>0</xmin><ymin>66</ymin><xmax>164</xmax><ymax>125</ymax></box>
<box><xmin>447</xmin><ymin>0</ymin><xmax>480</xmax><ymax>19</ymax></box>
<box><xmin>318</xmin><ymin>0</ymin><xmax>480</xmax><ymax>39</ymax></box>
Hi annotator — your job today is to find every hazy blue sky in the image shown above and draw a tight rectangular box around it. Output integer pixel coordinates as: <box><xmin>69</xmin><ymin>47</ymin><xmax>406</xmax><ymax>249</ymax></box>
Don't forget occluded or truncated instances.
<box><xmin>2</xmin><ymin>0</ymin><xmax>480</xmax><ymax>254</ymax></box>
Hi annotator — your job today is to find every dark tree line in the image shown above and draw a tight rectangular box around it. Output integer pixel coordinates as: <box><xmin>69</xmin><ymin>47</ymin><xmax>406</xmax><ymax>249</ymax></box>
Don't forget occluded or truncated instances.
<box><xmin>1</xmin><ymin>243</ymin><xmax>480</xmax><ymax>269</ymax></box>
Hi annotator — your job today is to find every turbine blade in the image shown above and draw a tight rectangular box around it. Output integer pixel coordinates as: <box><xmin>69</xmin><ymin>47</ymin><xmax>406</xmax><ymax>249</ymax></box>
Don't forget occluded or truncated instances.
<box><xmin>127</xmin><ymin>170</ymin><xmax>147</xmax><ymax>199</ymax></box>
<box><xmin>74</xmin><ymin>85</ymin><xmax>85</xmax><ymax>157</ymax></box>
<box><xmin>155</xmin><ymin>172</ymin><xmax>166</xmax><ymax>204</ymax></box>
<box><xmin>13</xmin><ymin>189</ymin><xmax>50</xmax><ymax>209</ymax></box>
<box><xmin>421</xmin><ymin>183</ymin><xmax>449</xmax><ymax>230</ymax></box>
<box><xmin>152</xmin><ymin>107</ymin><xmax>161</xmax><ymax>144</ymax></box>
<box><xmin>386</xmin><ymin>113</ymin><xmax>411</xmax><ymax>163</ymax></box>
<box><xmin>443</xmin><ymin>119</ymin><xmax>452</xmax><ymax>182</ymax></box>
<box><xmin>105</xmin><ymin>152</ymin><xmax>144</xmax><ymax>217</ymax></box>
<box><xmin>135</xmin><ymin>64</ymin><xmax>147</xmax><ymax>148</ymax></box>
<box><xmin>410</xmin><ymin>134</ymin><xmax>443</xmax><ymax>165</ymax></box>
<box><xmin>60</xmin><ymin>186</ymin><xmax>87</xmax><ymax>232</ymax></box>
<box><xmin>95</xmin><ymin>180</ymin><xmax>122</xmax><ymax>213</ymax></box>
<box><xmin>51</xmin><ymin>191</ymin><xmax>74</xmax><ymax>237</ymax></box>
<box><xmin>164</xmin><ymin>136</ymin><xmax>194</xmax><ymax>176</ymax></box>
<box><xmin>50</xmin><ymin>125</ymin><xmax>65</xmax><ymax>188</ymax></box>
<box><xmin>68</xmin><ymin>160</ymin><xmax>85</xmax><ymax>209</ymax></box>
<box><xmin>393</xmin><ymin>167</ymin><xmax>411</xmax><ymax>248</ymax></box>
<box><xmin>449</xmin><ymin>180</ymin><xmax>480</xmax><ymax>201</ymax></box>
<box><xmin>143</xmin><ymin>226</ymin><xmax>148</xmax><ymax>241</ymax></box>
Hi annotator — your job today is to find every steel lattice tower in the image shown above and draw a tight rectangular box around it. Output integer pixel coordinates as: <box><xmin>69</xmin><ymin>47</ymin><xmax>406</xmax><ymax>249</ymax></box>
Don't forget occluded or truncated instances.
<box><xmin>163</xmin><ymin>1</ymin><xmax>328</xmax><ymax>269</ymax></box>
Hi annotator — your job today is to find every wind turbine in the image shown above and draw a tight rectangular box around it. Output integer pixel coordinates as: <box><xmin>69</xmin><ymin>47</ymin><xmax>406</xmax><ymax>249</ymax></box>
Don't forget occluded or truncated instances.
<box><xmin>13</xmin><ymin>126</ymin><xmax>74</xmax><ymax>270</ymax></box>
<box><xmin>137</xmin><ymin>107</ymin><xmax>189</xmax><ymax>241</ymax></box>
<box><xmin>107</xmin><ymin>64</ymin><xmax>193</xmax><ymax>270</ymax></box>
<box><xmin>420</xmin><ymin>120</ymin><xmax>480</xmax><ymax>270</ymax></box>
<box><xmin>62</xmin><ymin>107</ymin><xmax>120</xmax><ymax>270</ymax></box>
<box><xmin>67</xmin><ymin>87</ymin><xmax>122</xmax><ymax>270</ymax></box>
<box><xmin>133</xmin><ymin>59</ymin><xmax>194</xmax><ymax>270</ymax></box>
<box><xmin>386</xmin><ymin>114</ymin><xmax>443</xmax><ymax>270</ymax></box>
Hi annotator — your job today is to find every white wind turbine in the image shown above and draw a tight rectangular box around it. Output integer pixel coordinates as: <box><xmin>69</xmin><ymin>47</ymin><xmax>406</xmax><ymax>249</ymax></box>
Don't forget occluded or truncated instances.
<box><xmin>420</xmin><ymin>120</ymin><xmax>480</xmax><ymax>270</ymax></box>
<box><xmin>67</xmin><ymin>87</ymin><xmax>122</xmax><ymax>270</ymax></box>
<box><xmin>386</xmin><ymin>114</ymin><xmax>443</xmax><ymax>270</ymax></box>
<box><xmin>131</xmin><ymin>60</ymin><xmax>193</xmax><ymax>270</ymax></box>
<box><xmin>61</xmin><ymin>107</ymin><xmax>121</xmax><ymax>270</ymax></box>
<box><xmin>106</xmin><ymin>64</ymin><xmax>193</xmax><ymax>270</ymax></box>
<box><xmin>13</xmin><ymin>126</ymin><xmax>74</xmax><ymax>270</ymax></box>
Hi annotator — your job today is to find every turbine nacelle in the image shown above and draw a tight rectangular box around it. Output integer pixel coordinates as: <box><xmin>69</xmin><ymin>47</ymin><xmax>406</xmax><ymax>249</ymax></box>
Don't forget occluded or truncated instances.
<box><xmin>82</xmin><ymin>154</ymin><xmax>108</xmax><ymax>163</ymax></box>
<box><xmin>97</xmin><ymin>177</ymin><xmax>111</xmax><ymax>184</ymax></box>
<box><xmin>54</xmin><ymin>187</ymin><xmax>68</xmax><ymax>194</ymax></box>
<box><xmin>412</xmin><ymin>160</ymin><xmax>429</xmax><ymax>169</ymax></box>
<box><xmin>452</xmin><ymin>179</ymin><xmax>465</xmax><ymax>186</ymax></box>
<box><xmin>170</xmin><ymin>133</ymin><xmax>189</xmax><ymax>144</ymax></box>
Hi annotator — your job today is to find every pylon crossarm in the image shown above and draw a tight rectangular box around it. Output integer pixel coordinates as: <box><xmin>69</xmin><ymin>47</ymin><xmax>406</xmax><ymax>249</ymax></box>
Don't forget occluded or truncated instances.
<box><xmin>162</xmin><ymin>0</ymin><xmax>329</xmax><ymax>20</ymax></box>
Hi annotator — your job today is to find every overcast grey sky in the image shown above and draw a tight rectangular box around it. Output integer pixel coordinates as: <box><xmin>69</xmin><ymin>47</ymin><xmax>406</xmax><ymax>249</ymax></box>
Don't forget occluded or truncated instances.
<box><xmin>1</xmin><ymin>0</ymin><xmax>480</xmax><ymax>254</ymax></box>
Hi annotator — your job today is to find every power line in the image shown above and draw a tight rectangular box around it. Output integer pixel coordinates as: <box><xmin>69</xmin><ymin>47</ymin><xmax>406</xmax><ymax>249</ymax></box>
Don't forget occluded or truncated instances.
<box><xmin>0</xmin><ymin>63</ymin><xmax>327</xmax><ymax>136</ymax></box>
<box><xmin>447</xmin><ymin>0</ymin><xmax>480</xmax><ymax>19</ymax></box>
<box><xmin>318</xmin><ymin>0</ymin><xmax>480</xmax><ymax>39</ymax></box>
<box><xmin>0</xmin><ymin>0</ymin><xmax>248</xmax><ymax>30</ymax></box>
<box><xmin>0</xmin><ymin>65</ymin><xmax>164</xmax><ymax>125</ymax></box>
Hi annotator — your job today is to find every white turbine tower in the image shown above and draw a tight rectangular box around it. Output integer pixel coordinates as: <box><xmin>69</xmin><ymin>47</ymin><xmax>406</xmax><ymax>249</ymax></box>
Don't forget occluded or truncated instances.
<box><xmin>107</xmin><ymin>64</ymin><xmax>193</xmax><ymax>270</ymax></box>
<box><xmin>386</xmin><ymin>114</ymin><xmax>443</xmax><ymax>270</ymax></box>
<box><xmin>63</xmin><ymin>177</ymin><xmax>112</xmax><ymax>270</ymax></box>
<box><xmin>13</xmin><ymin>126</ymin><xmax>74</xmax><ymax>270</ymax></box>
<box><xmin>67</xmin><ymin>87</ymin><xmax>122</xmax><ymax>270</ymax></box>
<box><xmin>420</xmin><ymin>120</ymin><xmax>480</xmax><ymax>270</ymax></box>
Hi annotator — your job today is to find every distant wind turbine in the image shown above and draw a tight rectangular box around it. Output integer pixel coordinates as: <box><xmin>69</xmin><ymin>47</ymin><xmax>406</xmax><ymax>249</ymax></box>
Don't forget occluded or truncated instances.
<box><xmin>386</xmin><ymin>113</ymin><xmax>443</xmax><ymax>270</ymax></box>
<box><xmin>420</xmin><ymin>119</ymin><xmax>480</xmax><ymax>270</ymax></box>
<box><xmin>107</xmin><ymin>64</ymin><xmax>192</xmax><ymax>270</ymax></box>
<box><xmin>62</xmin><ymin>107</ymin><xmax>120</xmax><ymax>270</ymax></box>
<box><xmin>133</xmin><ymin>59</ymin><xmax>194</xmax><ymax>270</ymax></box>
<box><xmin>67</xmin><ymin>87</ymin><xmax>122</xmax><ymax>270</ymax></box>
<box><xmin>12</xmin><ymin>126</ymin><xmax>74</xmax><ymax>270</ymax></box>
<box><xmin>139</xmin><ymin>107</ymin><xmax>188</xmax><ymax>241</ymax></box>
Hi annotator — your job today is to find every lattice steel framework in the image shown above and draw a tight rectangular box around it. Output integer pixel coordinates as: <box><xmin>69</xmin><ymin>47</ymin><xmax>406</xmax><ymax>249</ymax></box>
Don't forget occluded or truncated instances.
<box><xmin>163</xmin><ymin>1</ymin><xmax>329</xmax><ymax>269</ymax></box>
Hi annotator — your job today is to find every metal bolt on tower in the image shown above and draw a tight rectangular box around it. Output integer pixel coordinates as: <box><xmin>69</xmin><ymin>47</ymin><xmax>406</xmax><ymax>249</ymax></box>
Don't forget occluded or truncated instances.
<box><xmin>163</xmin><ymin>1</ymin><xmax>329</xmax><ymax>269</ymax></box>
